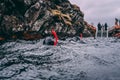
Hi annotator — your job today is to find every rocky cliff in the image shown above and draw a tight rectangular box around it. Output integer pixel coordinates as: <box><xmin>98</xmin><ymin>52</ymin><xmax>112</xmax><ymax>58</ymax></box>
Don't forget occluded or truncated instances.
<box><xmin>83</xmin><ymin>21</ymin><xmax>96</xmax><ymax>37</ymax></box>
<box><xmin>0</xmin><ymin>0</ymin><xmax>84</xmax><ymax>40</ymax></box>
<box><xmin>109</xmin><ymin>25</ymin><xmax>120</xmax><ymax>38</ymax></box>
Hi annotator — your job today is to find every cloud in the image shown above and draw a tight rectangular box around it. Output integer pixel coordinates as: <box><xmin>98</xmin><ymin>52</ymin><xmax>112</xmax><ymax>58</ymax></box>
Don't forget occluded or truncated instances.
<box><xmin>69</xmin><ymin>0</ymin><xmax>120</xmax><ymax>27</ymax></box>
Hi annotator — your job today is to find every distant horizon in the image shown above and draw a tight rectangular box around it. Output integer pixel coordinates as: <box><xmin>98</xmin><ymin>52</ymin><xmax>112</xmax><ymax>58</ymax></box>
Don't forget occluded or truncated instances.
<box><xmin>69</xmin><ymin>0</ymin><xmax>120</xmax><ymax>27</ymax></box>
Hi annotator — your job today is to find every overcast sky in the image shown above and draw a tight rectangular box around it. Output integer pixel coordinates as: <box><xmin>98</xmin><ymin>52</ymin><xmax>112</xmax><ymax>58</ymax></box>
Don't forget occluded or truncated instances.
<box><xmin>69</xmin><ymin>0</ymin><xmax>120</xmax><ymax>27</ymax></box>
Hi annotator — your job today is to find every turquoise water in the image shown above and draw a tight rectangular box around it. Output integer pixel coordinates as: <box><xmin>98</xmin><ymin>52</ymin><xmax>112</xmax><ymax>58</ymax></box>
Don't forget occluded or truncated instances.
<box><xmin>0</xmin><ymin>37</ymin><xmax>120</xmax><ymax>80</ymax></box>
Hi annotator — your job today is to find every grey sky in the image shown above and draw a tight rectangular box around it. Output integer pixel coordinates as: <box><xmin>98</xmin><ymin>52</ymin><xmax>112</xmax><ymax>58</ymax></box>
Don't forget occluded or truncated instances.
<box><xmin>69</xmin><ymin>0</ymin><xmax>120</xmax><ymax>27</ymax></box>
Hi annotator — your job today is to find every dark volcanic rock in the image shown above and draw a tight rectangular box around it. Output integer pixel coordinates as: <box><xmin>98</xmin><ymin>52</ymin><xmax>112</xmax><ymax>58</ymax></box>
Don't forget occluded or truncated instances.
<box><xmin>0</xmin><ymin>0</ymin><xmax>84</xmax><ymax>40</ymax></box>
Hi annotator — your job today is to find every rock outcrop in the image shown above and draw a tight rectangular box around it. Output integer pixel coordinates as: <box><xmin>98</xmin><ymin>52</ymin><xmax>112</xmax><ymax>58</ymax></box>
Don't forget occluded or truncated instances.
<box><xmin>0</xmin><ymin>0</ymin><xmax>84</xmax><ymax>40</ymax></box>
<box><xmin>83</xmin><ymin>21</ymin><xmax>96</xmax><ymax>37</ymax></box>
<box><xmin>109</xmin><ymin>25</ymin><xmax>120</xmax><ymax>38</ymax></box>
<box><xmin>108</xmin><ymin>18</ymin><xmax>120</xmax><ymax>38</ymax></box>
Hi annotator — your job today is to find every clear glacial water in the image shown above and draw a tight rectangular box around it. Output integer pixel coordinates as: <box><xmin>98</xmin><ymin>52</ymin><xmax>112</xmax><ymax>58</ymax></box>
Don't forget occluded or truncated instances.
<box><xmin>0</xmin><ymin>37</ymin><xmax>120</xmax><ymax>80</ymax></box>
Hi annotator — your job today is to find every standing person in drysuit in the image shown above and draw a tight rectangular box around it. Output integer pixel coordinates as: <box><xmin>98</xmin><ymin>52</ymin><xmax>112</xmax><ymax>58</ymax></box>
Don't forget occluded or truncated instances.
<box><xmin>97</xmin><ymin>22</ymin><xmax>102</xmax><ymax>31</ymax></box>
<box><xmin>43</xmin><ymin>29</ymin><xmax>58</xmax><ymax>46</ymax></box>
<box><xmin>104</xmin><ymin>23</ymin><xmax>108</xmax><ymax>30</ymax></box>
<box><xmin>115</xmin><ymin>18</ymin><xmax>118</xmax><ymax>26</ymax></box>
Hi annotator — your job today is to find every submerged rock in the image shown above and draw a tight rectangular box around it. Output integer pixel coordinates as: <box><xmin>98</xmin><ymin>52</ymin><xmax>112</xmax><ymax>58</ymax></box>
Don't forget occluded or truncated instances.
<box><xmin>0</xmin><ymin>0</ymin><xmax>84</xmax><ymax>40</ymax></box>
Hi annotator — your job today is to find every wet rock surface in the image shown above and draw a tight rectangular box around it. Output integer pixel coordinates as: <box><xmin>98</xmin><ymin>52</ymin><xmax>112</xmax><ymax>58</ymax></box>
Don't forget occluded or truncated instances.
<box><xmin>0</xmin><ymin>0</ymin><xmax>84</xmax><ymax>40</ymax></box>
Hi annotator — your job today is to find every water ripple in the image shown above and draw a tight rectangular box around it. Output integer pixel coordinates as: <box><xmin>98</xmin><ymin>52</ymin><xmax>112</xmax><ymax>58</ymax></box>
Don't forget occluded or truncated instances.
<box><xmin>0</xmin><ymin>37</ymin><xmax>120</xmax><ymax>80</ymax></box>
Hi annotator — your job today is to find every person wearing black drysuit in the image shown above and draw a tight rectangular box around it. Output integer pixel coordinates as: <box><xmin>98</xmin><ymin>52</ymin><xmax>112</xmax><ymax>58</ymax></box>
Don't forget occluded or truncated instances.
<box><xmin>104</xmin><ymin>23</ymin><xmax>108</xmax><ymax>31</ymax></box>
<box><xmin>97</xmin><ymin>22</ymin><xmax>102</xmax><ymax>31</ymax></box>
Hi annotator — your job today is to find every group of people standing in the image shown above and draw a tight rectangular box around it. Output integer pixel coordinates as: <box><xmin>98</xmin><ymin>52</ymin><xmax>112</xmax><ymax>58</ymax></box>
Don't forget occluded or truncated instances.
<box><xmin>97</xmin><ymin>22</ymin><xmax>108</xmax><ymax>31</ymax></box>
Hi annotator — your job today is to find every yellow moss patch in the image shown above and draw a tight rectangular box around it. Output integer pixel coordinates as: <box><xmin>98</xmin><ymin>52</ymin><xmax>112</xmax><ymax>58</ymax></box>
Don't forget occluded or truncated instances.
<box><xmin>51</xmin><ymin>9</ymin><xmax>72</xmax><ymax>26</ymax></box>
